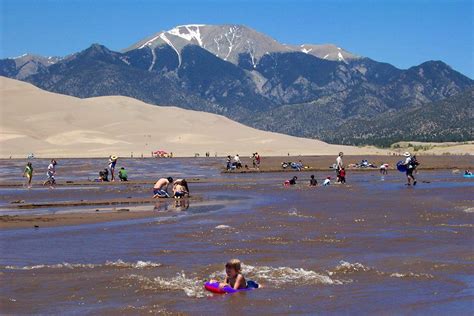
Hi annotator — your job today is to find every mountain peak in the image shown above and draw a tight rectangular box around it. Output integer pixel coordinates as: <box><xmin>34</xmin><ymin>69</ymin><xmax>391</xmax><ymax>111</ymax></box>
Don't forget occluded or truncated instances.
<box><xmin>124</xmin><ymin>24</ymin><xmax>358</xmax><ymax>66</ymax></box>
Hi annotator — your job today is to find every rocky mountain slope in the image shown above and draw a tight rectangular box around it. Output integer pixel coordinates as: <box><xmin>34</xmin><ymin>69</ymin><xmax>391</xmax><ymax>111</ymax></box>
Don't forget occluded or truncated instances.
<box><xmin>1</xmin><ymin>24</ymin><xmax>472</xmax><ymax>146</ymax></box>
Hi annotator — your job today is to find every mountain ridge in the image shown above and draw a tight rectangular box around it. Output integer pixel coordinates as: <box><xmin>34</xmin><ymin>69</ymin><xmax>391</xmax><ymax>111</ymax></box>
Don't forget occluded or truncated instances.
<box><xmin>1</xmin><ymin>24</ymin><xmax>472</xmax><ymax>146</ymax></box>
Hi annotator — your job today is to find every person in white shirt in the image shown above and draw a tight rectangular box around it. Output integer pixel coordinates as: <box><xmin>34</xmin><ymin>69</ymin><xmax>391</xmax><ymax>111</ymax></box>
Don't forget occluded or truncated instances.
<box><xmin>403</xmin><ymin>152</ymin><xmax>418</xmax><ymax>186</ymax></box>
<box><xmin>43</xmin><ymin>159</ymin><xmax>57</xmax><ymax>187</ymax></box>
<box><xmin>336</xmin><ymin>152</ymin><xmax>344</xmax><ymax>183</ymax></box>
<box><xmin>233</xmin><ymin>154</ymin><xmax>242</xmax><ymax>169</ymax></box>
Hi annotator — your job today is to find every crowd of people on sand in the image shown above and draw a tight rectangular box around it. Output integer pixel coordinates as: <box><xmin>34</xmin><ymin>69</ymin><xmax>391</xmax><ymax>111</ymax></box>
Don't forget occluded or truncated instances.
<box><xmin>282</xmin><ymin>151</ymin><xmax>421</xmax><ymax>187</ymax></box>
<box><xmin>226</xmin><ymin>153</ymin><xmax>261</xmax><ymax>171</ymax></box>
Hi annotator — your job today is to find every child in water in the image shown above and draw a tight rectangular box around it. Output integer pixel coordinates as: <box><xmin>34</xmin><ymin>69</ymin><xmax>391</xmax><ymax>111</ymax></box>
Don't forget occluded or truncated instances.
<box><xmin>212</xmin><ymin>259</ymin><xmax>247</xmax><ymax>290</ymax></box>
<box><xmin>323</xmin><ymin>176</ymin><xmax>331</xmax><ymax>186</ymax></box>
<box><xmin>284</xmin><ymin>176</ymin><xmax>298</xmax><ymax>186</ymax></box>
<box><xmin>339</xmin><ymin>168</ymin><xmax>346</xmax><ymax>184</ymax></box>
<box><xmin>309</xmin><ymin>175</ymin><xmax>317</xmax><ymax>186</ymax></box>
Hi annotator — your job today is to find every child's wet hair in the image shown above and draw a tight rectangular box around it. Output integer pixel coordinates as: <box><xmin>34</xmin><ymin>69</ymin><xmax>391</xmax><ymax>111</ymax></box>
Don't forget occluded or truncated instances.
<box><xmin>225</xmin><ymin>259</ymin><xmax>241</xmax><ymax>272</ymax></box>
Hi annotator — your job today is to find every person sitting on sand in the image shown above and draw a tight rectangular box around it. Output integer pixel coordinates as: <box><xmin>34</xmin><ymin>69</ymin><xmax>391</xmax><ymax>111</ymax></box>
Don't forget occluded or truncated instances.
<box><xmin>153</xmin><ymin>177</ymin><xmax>173</xmax><ymax>198</ymax></box>
<box><xmin>118</xmin><ymin>167</ymin><xmax>128</xmax><ymax>181</ymax></box>
<box><xmin>284</xmin><ymin>176</ymin><xmax>298</xmax><ymax>186</ymax></box>
<box><xmin>226</xmin><ymin>155</ymin><xmax>232</xmax><ymax>170</ymax></box>
<box><xmin>210</xmin><ymin>259</ymin><xmax>247</xmax><ymax>290</ymax></box>
<box><xmin>309</xmin><ymin>175</ymin><xmax>317</xmax><ymax>186</ymax></box>
<box><xmin>23</xmin><ymin>162</ymin><xmax>33</xmax><ymax>188</ymax></box>
<box><xmin>98</xmin><ymin>168</ymin><xmax>109</xmax><ymax>182</ymax></box>
<box><xmin>173</xmin><ymin>179</ymin><xmax>190</xmax><ymax>198</ymax></box>
<box><xmin>323</xmin><ymin>176</ymin><xmax>331</xmax><ymax>186</ymax></box>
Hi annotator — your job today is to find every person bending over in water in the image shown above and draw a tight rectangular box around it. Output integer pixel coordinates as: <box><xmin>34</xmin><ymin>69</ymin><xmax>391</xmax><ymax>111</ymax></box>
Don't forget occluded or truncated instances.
<box><xmin>173</xmin><ymin>179</ymin><xmax>190</xmax><ymax>198</ymax></box>
<box><xmin>24</xmin><ymin>162</ymin><xmax>33</xmax><ymax>188</ymax></box>
<box><xmin>309</xmin><ymin>175</ymin><xmax>317</xmax><ymax>186</ymax></box>
<box><xmin>211</xmin><ymin>259</ymin><xmax>247</xmax><ymax>290</ymax></box>
<box><xmin>153</xmin><ymin>177</ymin><xmax>173</xmax><ymax>198</ymax></box>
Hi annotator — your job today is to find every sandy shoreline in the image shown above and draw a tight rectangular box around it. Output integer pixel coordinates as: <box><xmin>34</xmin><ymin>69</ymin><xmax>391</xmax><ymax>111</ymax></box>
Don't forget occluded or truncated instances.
<box><xmin>0</xmin><ymin>210</ymin><xmax>159</xmax><ymax>229</ymax></box>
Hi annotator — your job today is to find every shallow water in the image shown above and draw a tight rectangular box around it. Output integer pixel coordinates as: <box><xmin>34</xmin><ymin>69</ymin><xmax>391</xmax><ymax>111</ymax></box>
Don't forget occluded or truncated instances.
<box><xmin>0</xmin><ymin>159</ymin><xmax>473</xmax><ymax>314</ymax></box>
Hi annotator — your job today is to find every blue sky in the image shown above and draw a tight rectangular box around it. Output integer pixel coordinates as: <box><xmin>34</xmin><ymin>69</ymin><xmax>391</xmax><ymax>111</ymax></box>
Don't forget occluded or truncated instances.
<box><xmin>1</xmin><ymin>0</ymin><xmax>472</xmax><ymax>77</ymax></box>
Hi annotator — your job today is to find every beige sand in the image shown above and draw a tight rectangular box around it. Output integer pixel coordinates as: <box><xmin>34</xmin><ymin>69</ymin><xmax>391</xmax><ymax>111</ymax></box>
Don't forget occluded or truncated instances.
<box><xmin>1</xmin><ymin>76</ymin><xmax>388</xmax><ymax>158</ymax></box>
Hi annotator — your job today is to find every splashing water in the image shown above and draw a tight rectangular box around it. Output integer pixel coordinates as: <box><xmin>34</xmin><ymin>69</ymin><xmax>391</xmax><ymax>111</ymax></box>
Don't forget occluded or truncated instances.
<box><xmin>3</xmin><ymin>259</ymin><xmax>161</xmax><ymax>270</ymax></box>
<box><xmin>125</xmin><ymin>272</ymin><xmax>208</xmax><ymax>298</ymax></box>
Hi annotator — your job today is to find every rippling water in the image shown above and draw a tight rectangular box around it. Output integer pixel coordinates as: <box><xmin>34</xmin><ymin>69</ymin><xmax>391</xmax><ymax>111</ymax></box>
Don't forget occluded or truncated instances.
<box><xmin>0</xmin><ymin>158</ymin><xmax>473</xmax><ymax>314</ymax></box>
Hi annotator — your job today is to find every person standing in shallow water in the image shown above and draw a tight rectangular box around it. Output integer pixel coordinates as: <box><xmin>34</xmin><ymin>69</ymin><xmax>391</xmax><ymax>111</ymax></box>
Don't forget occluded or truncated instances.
<box><xmin>23</xmin><ymin>162</ymin><xmax>33</xmax><ymax>188</ymax></box>
<box><xmin>108</xmin><ymin>155</ymin><xmax>118</xmax><ymax>181</ymax></box>
<box><xmin>336</xmin><ymin>152</ymin><xmax>344</xmax><ymax>183</ymax></box>
<box><xmin>403</xmin><ymin>152</ymin><xmax>419</xmax><ymax>186</ymax></box>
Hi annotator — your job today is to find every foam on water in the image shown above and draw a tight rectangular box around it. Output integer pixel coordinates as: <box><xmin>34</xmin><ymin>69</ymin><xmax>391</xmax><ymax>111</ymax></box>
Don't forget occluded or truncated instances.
<box><xmin>3</xmin><ymin>259</ymin><xmax>161</xmax><ymax>270</ymax></box>
<box><xmin>211</xmin><ymin>263</ymin><xmax>342</xmax><ymax>286</ymax></box>
<box><xmin>125</xmin><ymin>272</ymin><xmax>208</xmax><ymax>298</ymax></box>
<box><xmin>215</xmin><ymin>224</ymin><xmax>232</xmax><ymax>229</ymax></box>
<box><xmin>329</xmin><ymin>261</ymin><xmax>433</xmax><ymax>279</ymax></box>
<box><xmin>462</xmin><ymin>207</ymin><xmax>474</xmax><ymax>213</ymax></box>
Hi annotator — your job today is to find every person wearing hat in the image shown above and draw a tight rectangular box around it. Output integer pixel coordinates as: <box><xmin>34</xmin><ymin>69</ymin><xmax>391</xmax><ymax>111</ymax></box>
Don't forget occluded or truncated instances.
<box><xmin>403</xmin><ymin>152</ymin><xmax>418</xmax><ymax>186</ymax></box>
<box><xmin>108</xmin><ymin>155</ymin><xmax>118</xmax><ymax>182</ymax></box>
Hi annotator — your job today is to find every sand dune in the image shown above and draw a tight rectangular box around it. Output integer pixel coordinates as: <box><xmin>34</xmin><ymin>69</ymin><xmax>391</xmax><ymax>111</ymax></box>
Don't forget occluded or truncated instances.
<box><xmin>0</xmin><ymin>76</ymin><xmax>386</xmax><ymax>158</ymax></box>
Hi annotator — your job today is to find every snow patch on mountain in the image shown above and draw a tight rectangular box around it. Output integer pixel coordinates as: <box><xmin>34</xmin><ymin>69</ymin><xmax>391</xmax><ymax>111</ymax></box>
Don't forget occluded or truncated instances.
<box><xmin>159</xmin><ymin>33</ymin><xmax>182</xmax><ymax>67</ymax></box>
<box><xmin>167</xmin><ymin>25</ymin><xmax>204</xmax><ymax>46</ymax></box>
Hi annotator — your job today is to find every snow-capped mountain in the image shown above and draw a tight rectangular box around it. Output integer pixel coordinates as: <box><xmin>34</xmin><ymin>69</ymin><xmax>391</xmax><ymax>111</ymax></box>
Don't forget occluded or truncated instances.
<box><xmin>1</xmin><ymin>24</ymin><xmax>472</xmax><ymax>145</ymax></box>
<box><xmin>124</xmin><ymin>24</ymin><xmax>359</xmax><ymax>68</ymax></box>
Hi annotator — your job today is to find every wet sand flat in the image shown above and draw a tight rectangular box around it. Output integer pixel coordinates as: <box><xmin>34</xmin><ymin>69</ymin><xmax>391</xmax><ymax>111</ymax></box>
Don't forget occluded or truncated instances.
<box><xmin>0</xmin><ymin>158</ymin><xmax>473</xmax><ymax>314</ymax></box>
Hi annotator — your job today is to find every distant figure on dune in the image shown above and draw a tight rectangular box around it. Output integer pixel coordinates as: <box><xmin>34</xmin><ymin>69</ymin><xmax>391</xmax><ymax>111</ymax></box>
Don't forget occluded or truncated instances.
<box><xmin>23</xmin><ymin>162</ymin><xmax>33</xmax><ymax>188</ymax></box>
<box><xmin>43</xmin><ymin>159</ymin><xmax>57</xmax><ymax>188</ymax></box>
<box><xmin>153</xmin><ymin>177</ymin><xmax>173</xmax><ymax>198</ymax></box>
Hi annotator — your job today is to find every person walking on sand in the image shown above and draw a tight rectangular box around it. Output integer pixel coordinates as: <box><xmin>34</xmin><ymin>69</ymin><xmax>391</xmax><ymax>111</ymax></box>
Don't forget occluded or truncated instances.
<box><xmin>43</xmin><ymin>159</ymin><xmax>57</xmax><ymax>188</ymax></box>
<box><xmin>23</xmin><ymin>162</ymin><xmax>33</xmax><ymax>188</ymax></box>
<box><xmin>403</xmin><ymin>152</ymin><xmax>419</xmax><ymax>186</ymax></box>
<box><xmin>336</xmin><ymin>152</ymin><xmax>344</xmax><ymax>183</ymax></box>
<box><xmin>153</xmin><ymin>177</ymin><xmax>173</xmax><ymax>198</ymax></box>
<box><xmin>108</xmin><ymin>155</ymin><xmax>118</xmax><ymax>181</ymax></box>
